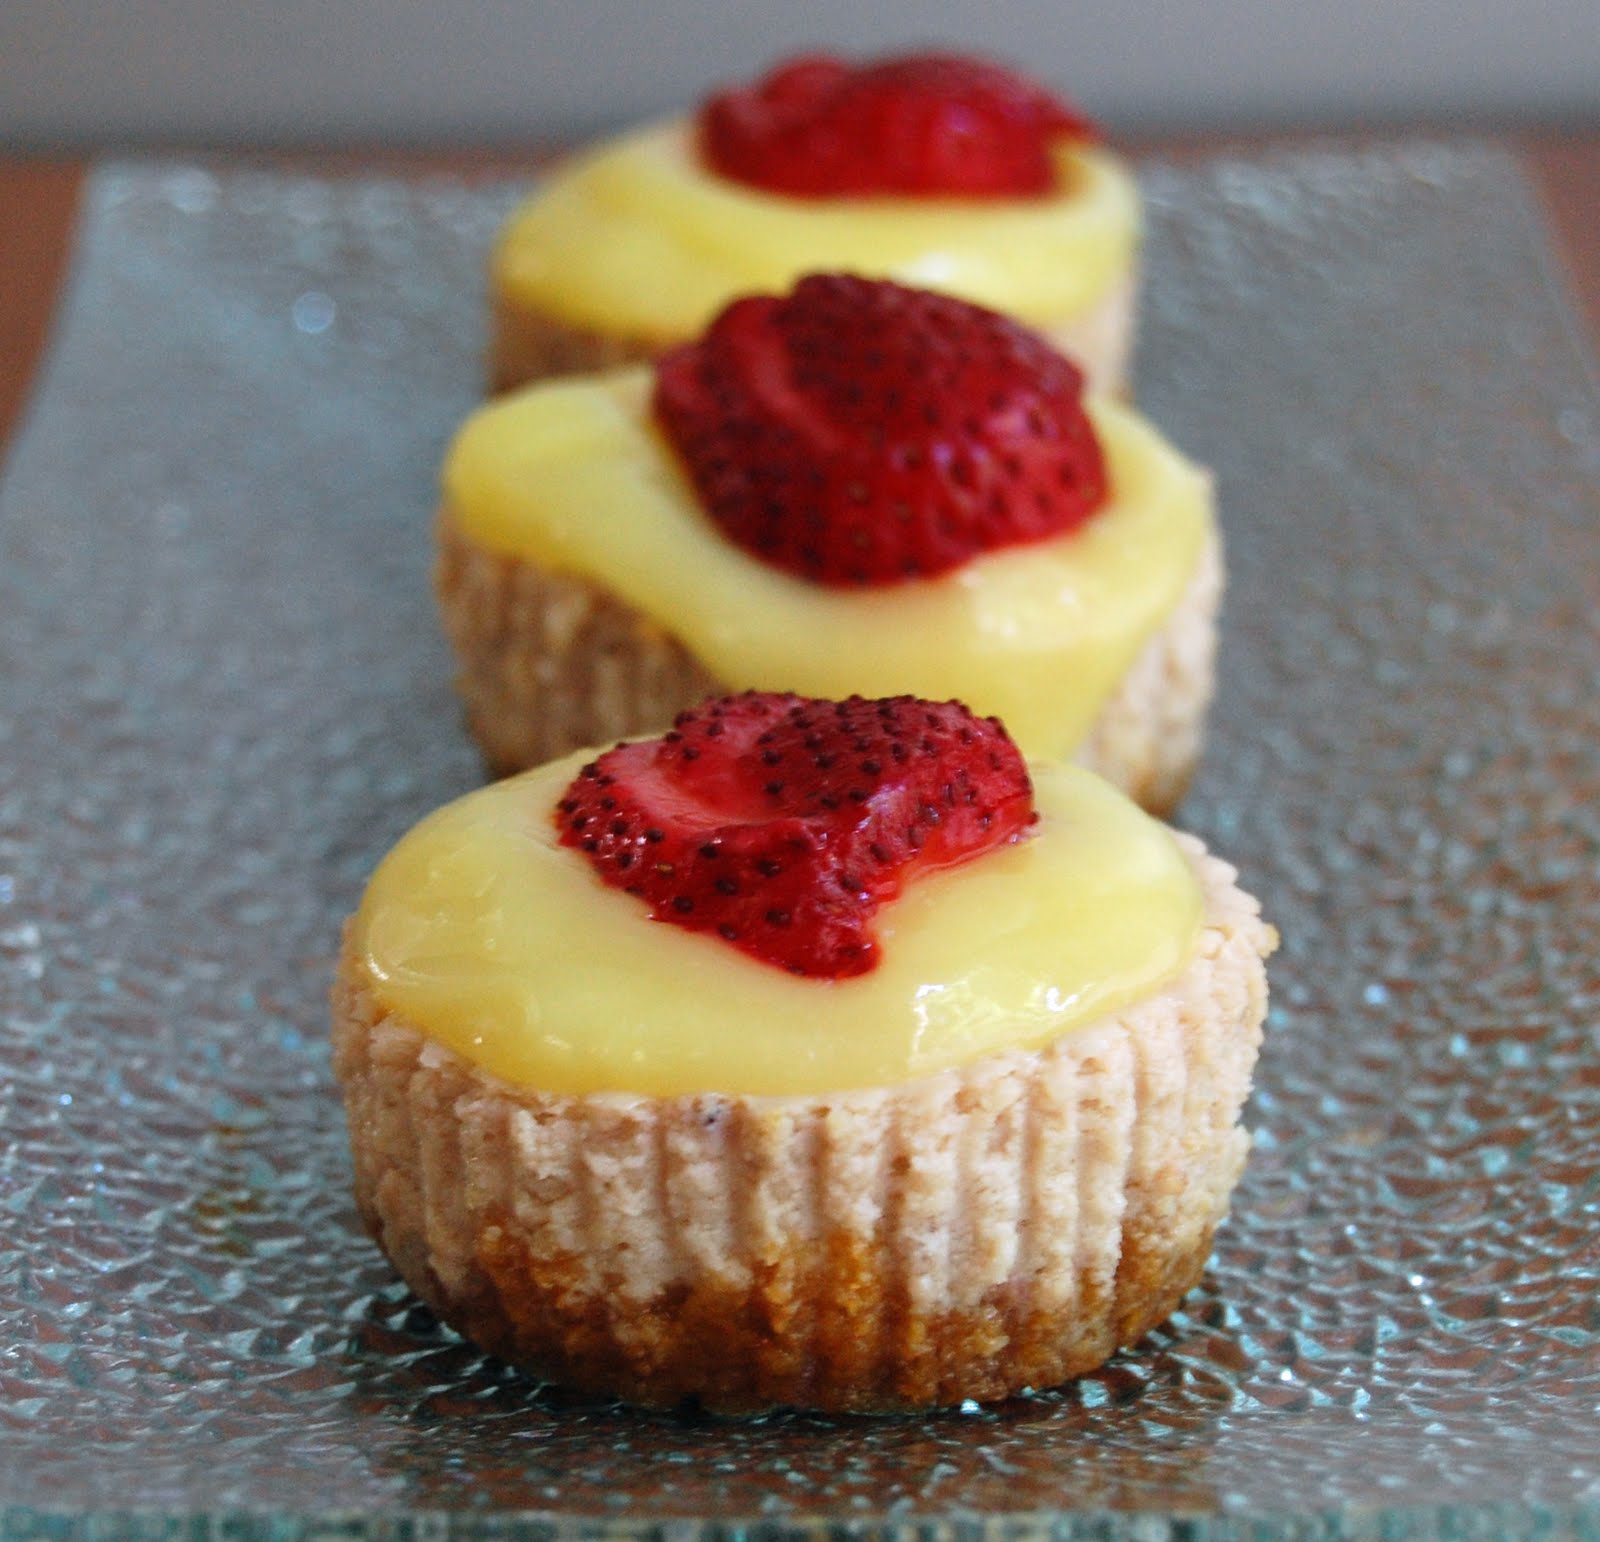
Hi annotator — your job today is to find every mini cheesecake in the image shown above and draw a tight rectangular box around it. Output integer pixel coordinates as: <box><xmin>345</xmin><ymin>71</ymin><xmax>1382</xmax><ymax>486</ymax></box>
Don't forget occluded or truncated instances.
<box><xmin>491</xmin><ymin>52</ymin><xmax>1140</xmax><ymax>396</ymax></box>
<box><xmin>440</xmin><ymin>276</ymin><xmax>1220</xmax><ymax>815</ymax></box>
<box><xmin>331</xmin><ymin>694</ymin><xmax>1276</xmax><ymax>1412</ymax></box>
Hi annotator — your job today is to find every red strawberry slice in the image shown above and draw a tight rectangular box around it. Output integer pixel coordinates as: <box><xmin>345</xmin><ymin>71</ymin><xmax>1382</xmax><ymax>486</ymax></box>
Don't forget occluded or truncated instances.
<box><xmin>653</xmin><ymin>273</ymin><xmax>1108</xmax><ymax>586</ymax></box>
<box><xmin>700</xmin><ymin>51</ymin><xmax>1096</xmax><ymax>198</ymax></box>
<box><xmin>554</xmin><ymin>692</ymin><xmax>1036</xmax><ymax>978</ymax></box>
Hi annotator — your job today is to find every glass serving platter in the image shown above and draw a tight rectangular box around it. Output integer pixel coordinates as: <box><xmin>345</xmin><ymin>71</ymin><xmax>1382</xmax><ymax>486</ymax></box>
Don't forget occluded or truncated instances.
<box><xmin>1</xmin><ymin>143</ymin><xmax>1598</xmax><ymax>1536</ymax></box>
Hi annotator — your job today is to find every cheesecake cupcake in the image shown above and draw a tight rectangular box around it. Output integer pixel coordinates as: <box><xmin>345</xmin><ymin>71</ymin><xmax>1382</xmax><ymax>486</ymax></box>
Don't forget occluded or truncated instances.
<box><xmin>332</xmin><ymin>692</ymin><xmax>1275</xmax><ymax>1412</ymax></box>
<box><xmin>491</xmin><ymin>51</ymin><xmax>1140</xmax><ymax>395</ymax></box>
<box><xmin>440</xmin><ymin>274</ymin><xmax>1220</xmax><ymax>815</ymax></box>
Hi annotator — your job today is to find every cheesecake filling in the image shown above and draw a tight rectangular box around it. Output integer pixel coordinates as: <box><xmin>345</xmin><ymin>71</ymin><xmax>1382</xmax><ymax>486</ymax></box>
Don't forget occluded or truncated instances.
<box><xmin>443</xmin><ymin>372</ymin><xmax>1212</xmax><ymax>763</ymax></box>
<box><xmin>493</xmin><ymin>121</ymin><xmax>1138</xmax><ymax>340</ymax></box>
<box><xmin>353</xmin><ymin>760</ymin><xmax>1202</xmax><ymax>1098</ymax></box>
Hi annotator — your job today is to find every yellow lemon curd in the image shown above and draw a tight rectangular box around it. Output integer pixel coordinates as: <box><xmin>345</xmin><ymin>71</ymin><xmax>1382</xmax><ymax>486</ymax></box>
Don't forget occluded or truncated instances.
<box><xmin>493</xmin><ymin>121</ymin><xmax>1138</xmax><ymax>340</ymax></box>
<box><xmin>443</xmin><ymin>371</ymin><xmax>1212</xmax><ymax>764</ymax></box>
<box><xmin>353</xmin><ymin>758</ymin><xmax>1202</xmax><ymax>1098</ymax></box>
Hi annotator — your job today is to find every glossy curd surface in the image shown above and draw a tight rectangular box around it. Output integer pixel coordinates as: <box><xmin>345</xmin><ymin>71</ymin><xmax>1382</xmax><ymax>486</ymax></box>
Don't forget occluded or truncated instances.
<box><xmin>443</xmin><ymin>372</ymin><xmax>1212</xmax><ymax>763</ymax></box>
<box><xmin>353</xmin><ymin>760</ymin><xmax>1202</xmax><ymax>1098</ymax></box>
<box><xmin>493</xmin><ymin>120</ymin><xmax>1138</xmax><ymax>339</ymax></box>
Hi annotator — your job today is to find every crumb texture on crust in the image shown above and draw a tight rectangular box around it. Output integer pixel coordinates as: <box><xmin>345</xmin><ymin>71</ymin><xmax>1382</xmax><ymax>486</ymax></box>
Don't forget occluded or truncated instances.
<box><xmin>1075</xmin><ymin>521</ymin><xmax>1223</xmax><ymax>817</ymax></box>
<box><xmin>435</xmin><ymin>510</ymin><xmax>724</xmax><ymax>777</ymax></box>
<box><xmin>488</xmin><ymin>290</ymin><xmax>661</xmax><ymax>395</ymax></box>
<box><xmin>488</xmin><ymin>275</ymin><xmax>1137</xmax><ymax>399</ymax></box>
<box><xmin>435</xmin><ymin>509</ymin><xmax>1220</xmax><ymax>815</ymax></box>
<box><xmin>331</xmin><ymin>839</ymin><xmax>1273</xmax><ymax>1412</ymax></box>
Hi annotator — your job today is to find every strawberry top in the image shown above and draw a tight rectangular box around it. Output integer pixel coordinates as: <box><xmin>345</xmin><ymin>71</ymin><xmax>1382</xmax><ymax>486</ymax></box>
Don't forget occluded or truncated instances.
<box><xmin>555</xmin><ymin>692</ymin><xmax>1036</xmax><ymax>978</ymax></box>
<box><xmin>652</xmin><ymin>273</ymin><xmax>1109</xmax><ymax>586</ymax></box>
<box><xmin>699</xmin><ymin>51</ymin><xmax>1096</xmax><ymax>199</ymax></box>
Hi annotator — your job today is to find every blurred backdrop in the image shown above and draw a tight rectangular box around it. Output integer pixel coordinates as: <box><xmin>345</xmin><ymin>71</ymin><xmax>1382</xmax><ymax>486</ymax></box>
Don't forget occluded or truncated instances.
<box><xmin>3</xmin><ymin>0</ymin><xmax>1599</xmax><ymax>147</ymax></box>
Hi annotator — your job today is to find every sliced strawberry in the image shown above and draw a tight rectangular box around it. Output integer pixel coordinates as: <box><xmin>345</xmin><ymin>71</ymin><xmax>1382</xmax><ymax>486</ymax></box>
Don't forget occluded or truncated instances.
<box><xmin>653</xmin><ymin>273</ymin><xmax>1108</xmax><ymax>585</ymax></box>
<box><xmin>700</xmin><ymin>51</ymin><xmax>1096</xmax><ymax>199</ymax></box>
<box><xmin>554</xmin><ymin>692</ymin><xmax>1036</xmax><ymax>978</ymax></box>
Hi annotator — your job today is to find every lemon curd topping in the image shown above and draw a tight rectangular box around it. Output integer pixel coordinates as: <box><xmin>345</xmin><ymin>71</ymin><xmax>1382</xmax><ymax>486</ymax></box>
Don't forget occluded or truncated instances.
<box><xmin>442</xmin><ymin>371</ymin><xmax>1212</xmax><ymax>763</ymax></box>
<box><xmin>353</xmin><ymin>759</ymin><xmax>1203</xmax><ymax>1098</ymax></box>
<box><xmin>492</xmin><ymin>121</ymin><xmax>1138</xmax><ymax>340</ymax></box>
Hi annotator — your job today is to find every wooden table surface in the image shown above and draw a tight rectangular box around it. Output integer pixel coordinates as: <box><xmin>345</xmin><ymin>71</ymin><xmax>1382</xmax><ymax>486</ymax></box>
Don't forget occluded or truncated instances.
<box><xmin>2</xmin><ymin>134</ymin><xmax>1598</xmax><ymax>459</ymax></box>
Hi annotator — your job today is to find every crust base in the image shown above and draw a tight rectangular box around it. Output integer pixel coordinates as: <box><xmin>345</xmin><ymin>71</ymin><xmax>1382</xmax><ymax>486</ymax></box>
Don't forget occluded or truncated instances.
<box><xmin>331</xmin><ymin>837</ymin><xmax>1273</xmax><ymax>1413</ymax></box>
<box><xmin>434</xmin><ymin>511</ymin><xmax>1221</xmax><ymax>817</ymax></box>
<box><xmin>489</xmin><ymin>276</ymin><xmax>1137</xmax><ymax>399</ymax></box>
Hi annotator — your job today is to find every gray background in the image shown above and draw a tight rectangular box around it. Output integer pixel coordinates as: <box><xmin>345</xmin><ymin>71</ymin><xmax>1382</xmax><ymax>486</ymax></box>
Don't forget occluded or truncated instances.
<box><xmin>3</xmin><ymin>0</ymin><xmax>1599</xmax><ymax>147</ymax></box>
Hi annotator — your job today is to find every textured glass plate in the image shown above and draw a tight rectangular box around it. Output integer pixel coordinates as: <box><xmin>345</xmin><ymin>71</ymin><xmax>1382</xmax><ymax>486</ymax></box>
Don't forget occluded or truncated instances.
<box><xmin>2</xmin><ymin>144</ymin><xmax>1599</xmax><ymax>1536</ymax></box>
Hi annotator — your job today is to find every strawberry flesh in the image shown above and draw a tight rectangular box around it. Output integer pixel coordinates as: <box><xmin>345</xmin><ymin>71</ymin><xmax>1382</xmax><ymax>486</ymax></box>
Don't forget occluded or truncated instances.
<box><xmin>653</xmin><ymin>273</ymin><xmax>1108</xmax><ymax>585</ymax></box>
<box><xmin>554</xmin><ymin>692</ymin><xmax>1036</xmax><ymax>978</ymax></box>
<box><xmin>700</xmin><ymin>51</ymin><xmax>1096</xmax><ymax>198</ymax></box>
